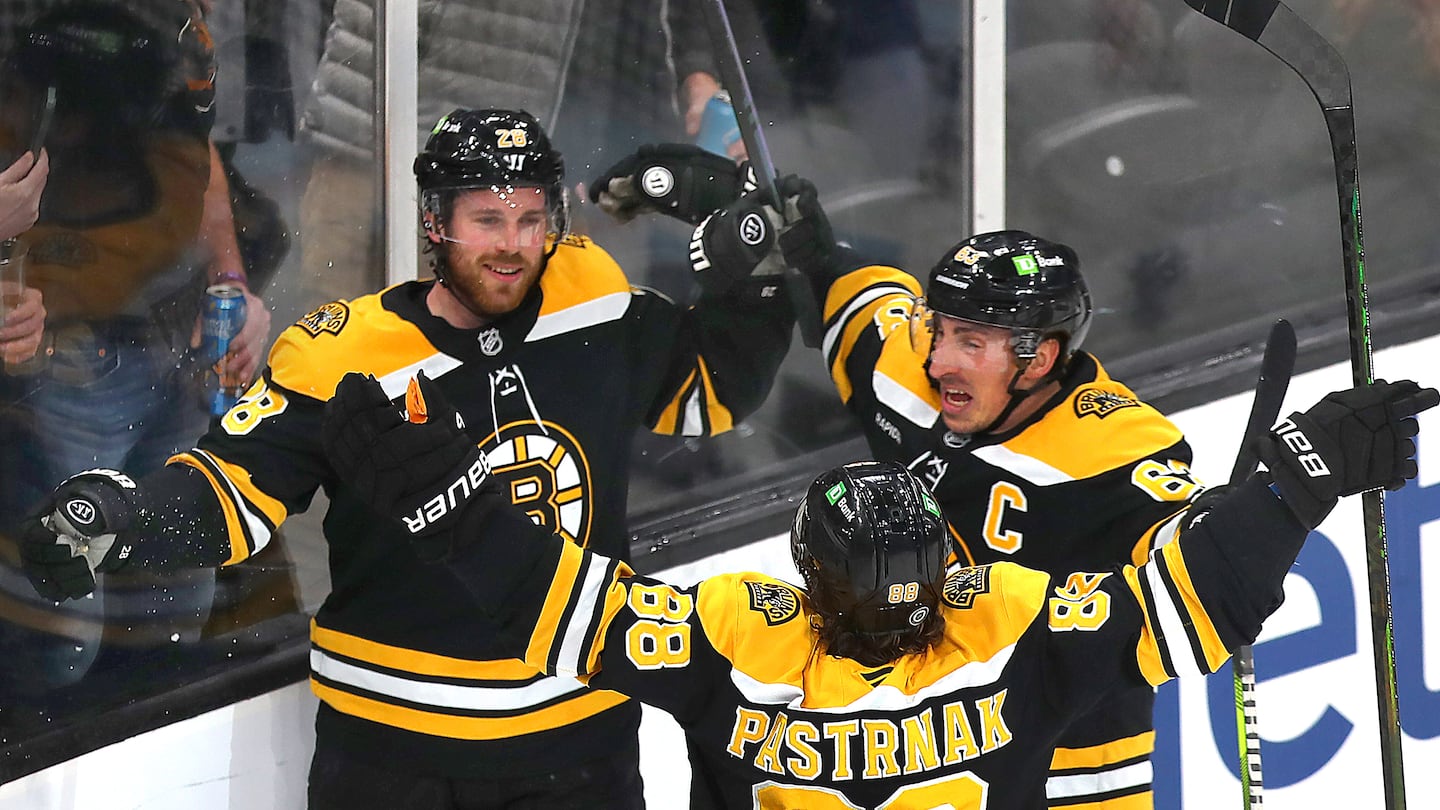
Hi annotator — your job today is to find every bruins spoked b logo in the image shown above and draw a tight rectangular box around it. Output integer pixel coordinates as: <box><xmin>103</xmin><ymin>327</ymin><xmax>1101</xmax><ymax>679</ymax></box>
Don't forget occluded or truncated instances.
<box><xmin>481</xmin><ymin>420</ymin><xmax>593</xmax><ymax>546</ymax></box>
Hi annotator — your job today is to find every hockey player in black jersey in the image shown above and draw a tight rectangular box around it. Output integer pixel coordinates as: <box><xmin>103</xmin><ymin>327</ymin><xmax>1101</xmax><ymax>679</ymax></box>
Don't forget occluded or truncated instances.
<box><xmin>16</xmin><ymin>109</ymin><xmax>796</xmax><ymax>809</ymax></box>
<box><xmin>317</xmin><ymin>368</ymin><xmax>1434</xmax><ymax>810</ymax></box>
<box><xmin>590</xmin><ymin>147</ymin><xmax>1200</xmax><ymax>807</ymax></box>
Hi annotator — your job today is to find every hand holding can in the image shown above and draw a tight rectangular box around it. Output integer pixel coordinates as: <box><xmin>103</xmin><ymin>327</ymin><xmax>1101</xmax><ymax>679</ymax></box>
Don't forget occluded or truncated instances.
<box><xmin>202</xmin><ymin>283</ymin><xmax>247</xmax><ymax>416</ymax></box>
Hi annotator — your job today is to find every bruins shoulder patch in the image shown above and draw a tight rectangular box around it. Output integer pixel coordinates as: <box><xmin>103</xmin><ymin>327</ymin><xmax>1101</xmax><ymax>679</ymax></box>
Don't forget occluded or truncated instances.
<box><xmin>1074</xmin><ymin>387</ymin><xmax>1140</xmax><ymax>419</ymax></box>
<box><xmin>942</xmin><ymin>566</ymin><xmax>992</xmax><ymax>609</ymax></box>
<box><xmin>745</xmin><ymin>581</ymin><xmax>801</xmax><ymax>626</ymax></box>
<box><xmin>560</xmin><ymin>233</ymin><xmax>590</xmax><ymax>248</ymax></box>
<box><xmin>296</xmin><ymin>301</ymin><xmax>350</xmax><ymax>338</ymax></box>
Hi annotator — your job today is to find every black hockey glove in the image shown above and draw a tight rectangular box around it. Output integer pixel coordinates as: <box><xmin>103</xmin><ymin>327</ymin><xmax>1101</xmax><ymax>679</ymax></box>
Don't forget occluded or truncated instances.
<box><xmin>688</xmin><ymin>182</ymin><xmax>790</xmax><ymax>295</ymax></box>
<box><xmin>19</xmin><ymin>469</ymin><xmax>145</xmax><ymax>601</ymax></box>
<box><xmin>323</xmin><ymin>371</ymin><xmax>503</xmax><ymax>562</ymax></box>
<box><xmin>1256</xmin><ymin>379</ymin><xmax>1438</xmax><ymax>529</ymax></box>
<box><xmin>775</xmin><ymin>175</ymin><xmax>841</xmax><ymax>300</ymax></box>
<box><xmin>588</xmin><ymin>143</ymin><xmax>754</xmax><ymax>226</ymax></box>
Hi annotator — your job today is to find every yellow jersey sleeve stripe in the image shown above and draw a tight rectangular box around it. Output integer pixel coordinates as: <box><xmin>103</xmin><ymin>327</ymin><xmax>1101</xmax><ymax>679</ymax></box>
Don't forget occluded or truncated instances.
<box><xmin>548</xmin><ymin>548</ymin><xmax>619</xmax><ymax>678</ymax></box>
<box><xmin>311</xmin><ymin>680</ymin><xmax>628</xmax><ymax>741</ymax></box>
<box><xmin>1156</xmin><ymin>540</ymin><xmax>1230</xmax><ymax>672</ymax></box>
<box><xmin>1123</xmin><ymin>565</ymin><xmax>1171</xmax><ymax>687</ymax></box>
<box><xmin>650</xmin><ymin>368</ymin><xmax>696</xmax><ymax>435</ymax></box>
<box><xmin>1051</xmin><ymin>731</ymin><xmax>1156</xmax><ymax>770</ymax></box>
<box><xmin>312</xmin><ymin>620</ymin><xmax>541</xmax><ymax>680</ymax></box>
<box><xmin>528</xmin><ymin>539</ymin><xmax>588</xmax><ymax>672</ymax></box>
<box><xmin>167</xmin><ymin>450</ymin><xmax>277</xmax><ymax>565</ymax></box>
<box><xmin>694</xmin><ymin>355</ymin><xmax>735</xmax><ymax>434</ymax></box>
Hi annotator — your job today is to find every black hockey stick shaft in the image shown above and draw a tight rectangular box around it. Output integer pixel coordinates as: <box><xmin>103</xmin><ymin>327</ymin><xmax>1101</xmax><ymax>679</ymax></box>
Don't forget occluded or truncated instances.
<box><xmin>1228</xmin><ymin>317</ymin><xmax>1296</xmax><ymax>809</ymax></box>
<box><xmin>696</xmin><ymin>0</ymin><xmax>825</xmax><ymax>349</ymax></box>
<box><xmin>1180</xmin><ymin>2</ymin><xmax>1405</xmax><ymax>807</ymax></box>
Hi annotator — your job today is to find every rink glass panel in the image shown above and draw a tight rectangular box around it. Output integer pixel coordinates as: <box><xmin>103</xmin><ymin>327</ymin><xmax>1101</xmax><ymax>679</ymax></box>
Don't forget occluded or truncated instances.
<box><xmin>1</xmin><ymin>0</ymin><xmax>1437</xmax><ymax>782</ymax></box>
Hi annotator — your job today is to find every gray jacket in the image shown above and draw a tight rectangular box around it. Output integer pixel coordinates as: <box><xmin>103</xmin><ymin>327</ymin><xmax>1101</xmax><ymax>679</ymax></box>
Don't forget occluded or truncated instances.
<box><xmin>302</xmin><ymin>0</ymin><xmax>714</xmax><ymax>161</ymax></box>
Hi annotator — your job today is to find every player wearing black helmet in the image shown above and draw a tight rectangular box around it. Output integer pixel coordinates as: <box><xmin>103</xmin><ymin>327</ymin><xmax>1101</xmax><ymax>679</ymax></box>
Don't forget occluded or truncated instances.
<box><xmin>18</xmin><ymin>108</ymin><xmax>796</xmax><ymax>809</ymax></box>
<box><xmin>759</xmin><ymin>183</ymin><xmax>1199</xmax><ymax>809</ymax></box>
<box><xmin>317</xmin><ymin>369</ymin><xmax>1436</xmax><ymax>810</ymax></box>
<box><xmin>580</xmin><ymin>147</ymin><xmax>1195</xmax><ymax>806</ymax></box>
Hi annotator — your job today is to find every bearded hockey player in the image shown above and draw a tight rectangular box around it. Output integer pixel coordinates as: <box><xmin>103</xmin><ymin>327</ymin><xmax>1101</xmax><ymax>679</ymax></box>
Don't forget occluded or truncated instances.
<box><xmin>18</xmin><ymin>108</ymin><xmax>794</xmax><ymax>808</ymax></box>
<box><xmin>318</xmin><ymin>369</ymin><xmax>1434</xmax><ymax>810</ymax></box>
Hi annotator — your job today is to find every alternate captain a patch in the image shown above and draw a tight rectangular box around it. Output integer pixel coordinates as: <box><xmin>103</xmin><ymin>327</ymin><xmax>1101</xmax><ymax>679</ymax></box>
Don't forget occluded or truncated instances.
<box><xmin>746</xmin><ymin>581</ymin><xmax>801</xmax><ymax>626</ymax></box>
<box><xmin>1074</xmin><ymin>387</ymin><xmax>1140</xmax><ymax>419</ymax></box>
<box><xmin>297</xmin><ymin>301</ymin><xmax>350</xmax><ymax>337</ymax></box>
<box><xmin>942</xmin><ymin>566</ymin><xmax>992</xmax><ymax>609</ymax></box>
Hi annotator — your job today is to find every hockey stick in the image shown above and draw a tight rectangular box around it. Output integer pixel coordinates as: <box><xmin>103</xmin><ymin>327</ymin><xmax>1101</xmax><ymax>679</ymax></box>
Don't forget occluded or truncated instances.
<box><xmin>696</xmin><ymin>0</ymin><xmax>825</xmax><ymax>349</ymax></box>
<box><xmin>1227</xmin><ymin>317</ymin><xmax>1296</xmax><ymax>809</ymax></box>
<box><xmin>1179</xmin><ymin>2</ymin><xmax>1406</xmax><ymax>807</ymax></box>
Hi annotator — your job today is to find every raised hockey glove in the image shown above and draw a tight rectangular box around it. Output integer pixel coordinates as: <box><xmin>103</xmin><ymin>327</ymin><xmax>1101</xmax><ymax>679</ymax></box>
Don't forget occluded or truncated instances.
<box><xmin>19</xmin><ymin>469</ymin><xmax>144</xmax><ymax>601</ymax></box>
<box><xmin>588</xmin><ymin>143</ymin><xmax>754</xmax><ymax>225</ymax></box>
<box><xmin>1256</xmin><ymin>379</ymin><xmax>1438</xmax><ymax>529</ymax></box>
<box><xmin>323</xmin><ymin>371</ymin><xmax>502</xmax><ymax>562</ymax></box>
<box><xmin>688</xmin><ymin>183</ymin><xmax>788</xmax><ymax>295</ymax></box>
<box><xmin>775</xmin><ymin>175</ymin><xmax>841</xmax><ymax>299</ymax></box>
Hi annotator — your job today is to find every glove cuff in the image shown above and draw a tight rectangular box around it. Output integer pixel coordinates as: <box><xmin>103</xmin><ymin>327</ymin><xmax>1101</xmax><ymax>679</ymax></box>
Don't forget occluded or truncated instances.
<box><xmin>1255</xmin><ymin>438</ymin><xmax>1337</xmax><ymax>530</ymax></box>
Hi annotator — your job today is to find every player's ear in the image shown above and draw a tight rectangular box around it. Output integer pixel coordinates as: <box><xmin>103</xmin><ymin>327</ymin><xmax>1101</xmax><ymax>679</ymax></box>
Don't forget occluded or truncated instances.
<box><xmin>1022</xmin><ymin>336</ymin><xmax>1062</xmax><ymax>382</ymax></box>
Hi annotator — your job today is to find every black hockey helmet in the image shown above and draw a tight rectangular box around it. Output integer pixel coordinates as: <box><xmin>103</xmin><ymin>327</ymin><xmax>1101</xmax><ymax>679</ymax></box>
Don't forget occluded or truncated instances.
<box><xmin>791</xmin><ymin>461</ymin><xmax>950</xmax><ymax>641</ymax></box>
<box><xmin>414</xmin><ymin>108</ymin><xmax>570</xmax><ymax>240</ymax></box>
<box><xmin>924</xmin><ymin>230</ymin><xmax>1092</xmax><ymax>361</ymax></box>
<box><xmin>6</xmin><ymin>2</ymin><xmax>176</xmax><ymax>134</ymax></box>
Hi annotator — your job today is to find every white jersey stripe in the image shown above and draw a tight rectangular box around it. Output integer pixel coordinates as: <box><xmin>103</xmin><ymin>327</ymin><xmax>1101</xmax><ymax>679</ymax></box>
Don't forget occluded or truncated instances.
<box><xmin>527</xmin><ymin>292</ymin><xmax>632</xmax><ymax>342</ymax></box>
<box><xmin>554</xmin><ymin>553</ymin><xmax>614</xmax><ymax>678</ymax></box>
<box><xmin>971</xmin><ymin>444</ymin><xmax>1075</xmax><ymax>486</ymax></box>
<box><xmin>873</xmin><ymin>370</ymin><xmax>940</xmax><ymax>429</ymax></box>
<box><xmin>1046</xmin><ymin>760</ymin><xmax>1154</xmax><ymax>799</ymax></box>
<box><xmin>1144</xmin><ymin>552</ymin><xmax>1205</xmax><ymax>679</ymax></box>
<box><xmin>310</xmin><ymin>648</ymin><xmax>588</xmax><ymax>711</ymax></box>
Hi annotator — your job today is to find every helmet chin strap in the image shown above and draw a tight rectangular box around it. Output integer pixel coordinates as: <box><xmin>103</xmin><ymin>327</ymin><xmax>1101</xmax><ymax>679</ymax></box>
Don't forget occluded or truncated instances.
<box><xmin>974</xmin><ymin>362</ymin><xmax>1038</xmax><ymax>435</ymax></box>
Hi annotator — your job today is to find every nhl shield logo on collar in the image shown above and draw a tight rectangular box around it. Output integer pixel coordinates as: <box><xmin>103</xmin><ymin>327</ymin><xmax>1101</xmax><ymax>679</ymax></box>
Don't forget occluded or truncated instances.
<box><xmin>478</xmin><ymin>327</ymin><xmax>503</xmax><ymax>356</ymax></box>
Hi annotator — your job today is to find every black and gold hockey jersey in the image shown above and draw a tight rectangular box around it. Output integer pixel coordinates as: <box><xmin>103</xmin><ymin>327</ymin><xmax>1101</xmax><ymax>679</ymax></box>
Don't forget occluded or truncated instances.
<box><xmin>817</xmin><ymin>263</ymin><xmax>1199</xmax><ymax>807</ymax></box>
<box><xmin>447</xmin><ymin>475</ymin><xmax>1302</xmax><ymax>810</ymax></box>
<box><xmin>153</xmin><ymin>236</ymin><xmax>792</xmax><ymax>777</ymax></box>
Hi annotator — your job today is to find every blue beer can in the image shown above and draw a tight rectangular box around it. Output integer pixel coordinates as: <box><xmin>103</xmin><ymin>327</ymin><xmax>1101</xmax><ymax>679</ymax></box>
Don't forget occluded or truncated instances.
<box><xmin>696</xmin><ymin>92</ymin><xmax>741</xmax><ymax>157</ymax></box>
<box><xmin>202</xmin><ymin>284</ymin><xmax>246</xmax><ymax>416</ymax></box>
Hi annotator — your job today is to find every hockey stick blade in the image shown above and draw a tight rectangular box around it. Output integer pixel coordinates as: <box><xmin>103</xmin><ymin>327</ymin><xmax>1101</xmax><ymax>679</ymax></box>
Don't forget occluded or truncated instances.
<box><xmin>1180</xmin><ymin>2</ymin><xmax>1405</xmax><ymax>807</ymax></box>
<box><xmin>1227</xmin><ymin>317</ymin><xmax>1295</xmax><ymax>809</ymax></box>
<box><xmin>696</xmin><ymin>0</ymin><xmax>826</xmax><ymax>349</ymax></box>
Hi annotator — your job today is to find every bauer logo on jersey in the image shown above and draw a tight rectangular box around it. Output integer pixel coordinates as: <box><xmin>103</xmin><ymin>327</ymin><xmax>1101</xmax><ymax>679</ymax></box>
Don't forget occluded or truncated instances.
<box><xmin>942</xmin><ymin>565</ymin><xmax>992</xmax><ymax>609</ymax></box>
<box><xmin>745</xmin><ymin>581</ymin><xmax>801</xmax><ymax>626</ymax></box>
<box><xmin>297</xmin><ymin>302</ymin><xmax>350</xmax><ymax>338</ymax></box>
<box><xmin>1074</xmin><ymin>388</ymin><xmax>1140</xmax><ymax>419</ymax></box>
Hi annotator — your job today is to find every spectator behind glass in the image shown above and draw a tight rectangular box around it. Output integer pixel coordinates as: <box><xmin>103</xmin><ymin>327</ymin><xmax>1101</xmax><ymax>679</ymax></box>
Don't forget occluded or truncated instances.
<box><xmin>0</xmin><ymin>149</ymin><xmax>48</xmax><ymax>370</ymax></box>
<box><xmin>0</xmin><ymin>0</ymin><xmax>268</xmax><ymax>696</ymax></box>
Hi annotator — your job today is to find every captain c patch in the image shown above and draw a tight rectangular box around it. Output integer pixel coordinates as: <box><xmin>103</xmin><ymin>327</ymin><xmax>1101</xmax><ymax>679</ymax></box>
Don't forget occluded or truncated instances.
<box><xmin>1074</xmin><ymin>388</ymin><xmax>1140</xmax><ymax>419</ymax></box>
<box><xmin>746</xmin><ymin>581</ymin><xmax>801</xmax><ymax>626</ymax></box>
<box><xmin>296</xmin><ymin>301</ymin><xmax>350</xmax><ymax>337</ymax></box>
